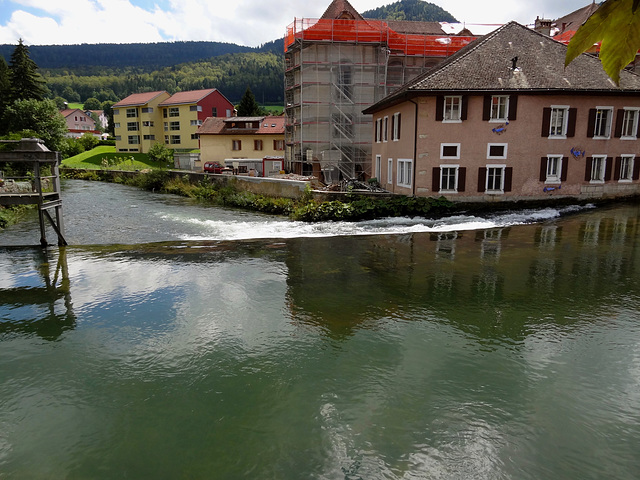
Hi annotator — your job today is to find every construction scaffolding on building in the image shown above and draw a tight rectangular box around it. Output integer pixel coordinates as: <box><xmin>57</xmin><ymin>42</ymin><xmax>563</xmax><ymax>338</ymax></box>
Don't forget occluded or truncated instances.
<box><xmin>284</xmin><ymin>18</ymin><xmax>476</xmax><ymax>183</ymax></box>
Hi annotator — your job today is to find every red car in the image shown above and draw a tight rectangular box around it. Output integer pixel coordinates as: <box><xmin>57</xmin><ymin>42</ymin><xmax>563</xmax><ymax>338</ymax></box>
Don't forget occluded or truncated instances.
<box><xmin>203</xmin><ymin>161</ymin><xmax>223</xmax><ymax>174</ymax></box>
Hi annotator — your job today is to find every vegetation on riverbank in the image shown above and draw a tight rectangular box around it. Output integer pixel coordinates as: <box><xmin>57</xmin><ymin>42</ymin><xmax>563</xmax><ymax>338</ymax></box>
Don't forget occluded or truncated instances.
<box><xmin>62</xmin><ymin>168</ymin><xmax>455</xmax><ymax>222</ymax></box>
<box><xmin>0</xmin><ymin>205</ymin><xmax>32</xmax><ymax>229</ymax></box>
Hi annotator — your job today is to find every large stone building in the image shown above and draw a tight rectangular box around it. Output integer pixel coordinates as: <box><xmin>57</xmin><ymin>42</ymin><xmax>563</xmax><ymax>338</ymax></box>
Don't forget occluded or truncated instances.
<box><xmin>363</xmin><ymin>22</ymin><xmax>640</xmax><ymax>202</ymax></box>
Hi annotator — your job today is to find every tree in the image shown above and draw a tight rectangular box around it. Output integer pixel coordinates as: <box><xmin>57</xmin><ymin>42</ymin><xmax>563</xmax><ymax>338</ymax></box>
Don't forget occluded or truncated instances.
<box><xmin>102</xmin><ymin>101</ymin><xmax>115</xmax><ymax>135</ymax></box>
<box><xmin>565</xmin><ymin>0</ymin><xmax>640</xmax><ymax>84</ymax></box>
<box><xmin>236</xmin><ymin>86</ymin><xmax>264</xmax><ymax>116</ymax></box>
<box><xmin>1</xmin><ymin>99</ymin><xmax>68</xmax><ymax>151</ymax></box>
<box><xmin>9</xmin><ymin>39</ymin><xmax>47</xmax><ymax>101</ymax></box>
<box><xmin>148</xmin><ymin>142</ymin><xmax>174</xmax><ymax>165</ymax></box>
<box><xmin>0</xmin><ymin>56</ymin><xmax>10</xmax><ymax>131</ymax></box>
<box><xmin>83</xmin><ymin>97</ymin><xmax>102</xmax><ymax>110</ymax></box>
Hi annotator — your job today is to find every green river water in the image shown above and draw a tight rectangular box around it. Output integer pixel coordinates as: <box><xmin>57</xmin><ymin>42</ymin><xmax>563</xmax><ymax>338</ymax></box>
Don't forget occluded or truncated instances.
<box><xmin>0</xmin><ymin>180</ymin><xmax>639</xmax><ymax>479</ymax></box>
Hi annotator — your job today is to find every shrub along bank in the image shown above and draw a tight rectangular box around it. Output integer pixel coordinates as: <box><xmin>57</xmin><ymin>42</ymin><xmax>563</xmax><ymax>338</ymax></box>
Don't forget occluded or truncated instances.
<box><xmin>62</xmin><ymin>168</ymin><xmax>455</xmax><ymax>222</ymax></box>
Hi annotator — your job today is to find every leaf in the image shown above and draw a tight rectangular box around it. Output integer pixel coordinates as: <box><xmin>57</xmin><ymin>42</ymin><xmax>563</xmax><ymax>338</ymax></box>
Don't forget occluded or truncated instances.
<box><xmin>565</xmin><ymin>0</ymin><xmax>640</xmax><ymax>84</ymax></box>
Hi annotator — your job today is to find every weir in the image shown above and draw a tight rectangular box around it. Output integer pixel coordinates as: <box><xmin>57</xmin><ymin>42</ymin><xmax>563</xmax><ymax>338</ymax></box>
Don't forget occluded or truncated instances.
<box><xmin>0</xmin><ymin>138</ymin><xmax>67</xmax><ymax>247</ymax></box>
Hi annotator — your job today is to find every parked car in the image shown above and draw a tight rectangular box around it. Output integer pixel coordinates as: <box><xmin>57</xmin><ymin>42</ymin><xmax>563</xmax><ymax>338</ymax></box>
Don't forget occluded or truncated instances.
<box><xmin>203</xmin><ymin>161</ymin><xmax>223</xmax><ymax>174</ymax></box>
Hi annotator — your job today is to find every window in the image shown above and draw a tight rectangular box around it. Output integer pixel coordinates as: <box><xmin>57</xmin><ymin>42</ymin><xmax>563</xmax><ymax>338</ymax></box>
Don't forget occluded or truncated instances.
<box><xmin>143</xmin><ymin>134</ymin><xmax>155</xmax><ymax>140</ymax></box>
<box><xmin>375</xmin><ymin>155</ymin><xmax>381</xmax><ymax>179</ymax></box>
<box><xmin>191</xmin><ymin>134</ymin><xmax>198</xmax><ymax>140</ymax></box>
<box><xmin>141</xmin><ymin>107</ymin><xmax>153</xmax><ymax>113</ymax></box>
<box><xmin>168</xmin><ymin>107</ymin><xmax>179</xmax><ymax>117</ymax></box>
<box><xmin>443</xmin><ymin>96</ymin><xmax>462</xmax><ymax>122</ymax></box>
<box><xmin>545</xmin><ymin>155</ymin><xmax>562</xmax><ymax>183</ymax></box>
<box><xmin>490</xmin><ymin>96</ymin><xmax>509</xmax><ymax>121</ymax></box>
<box><xmin>621</xmin><ymin>108</ymin><xmax>639</xmax><ymax>139</ymax></box>
<box><xmin>114</xmin><ymin>123</ymin><xmax>120</xmax><ymax>129</ymax></box>
<box><xmin>232</xmin><ymin>140</ymin><xmax>242</xmax><ymax>151</ymax></box>
<box><xmin>190</xmin><ymin>120</ymin><xmax>202</xmax><ymax>126</ymax></box>
<box><xmin>440</xmin><ymin>165</ymin><xmax>459</xmax><ymax>192</ymax></box>
<box><xmin>142</xmin><ymin>121</ymin><xmax>154</xmax><ymax>127</ymax></box>
<box><xmin>590</xmin><ymin>155</ymin><xmax>607</xmax><ymax>182</ymax></box>
<box><xmin>549</xmin><ymin>106</ymin><xmax>569</xmax><ymax>137</ymax></box>
<box><xmin>273</xmin><ymin>139</ymin><xmax>284</xmax><ymax>150</ymax></box>
<box><xmin>170</xmin><ymin>135</ymin><xmax>181</xmax><ymax>145</ymax></box>
<box><xmin>375</xmin><ymin>118</ymin><xmax>382</xmax><ymax>143</ymax></box>
<box><xmin>391</xmin><ymin>112</ymin><xmax>401</xmax><ymax>140</ymax></box>
<box><xmin>618</xmin><ymin>155</ymin><xmax>635</xmax><ymax>182</ymax></box>
<box><xmin>486</xmin><ymin>165</ymin><xmax>505</xmax><ymax>193</ymax></box>
<box><xmin>212</xmin><ymin>107</ymin><xmax>217</xmax><ymax>117</ymax></box>
<box><xmin>113</xmin><ymin>109</ymin><xmax>120</xmax><ymax>116</ymax></box>
<box><xmin>387</xmin><ymin>158</ymin><xmax>393</xmax><ymax>185</ymax></box>
<box><xmin>127</xmin><ymin>122</ymin><xmax>138</xmax><ymax>131</ymax></box>
<box><xmin>128</xmin><ymin>135</ymin><xmax>139</xmax><ymax>145</ymax></box>
<box><xmin>383</xmin><ymin>116</ymin><xmax>388</xmax><ymax>142</ymax></box>
<box><xmin>397</xmin><ymin>159</ymin><xmax>412</xmax><ymax>188</ymax></box>
<box><xmin>440</xmin><ymin>143</ymin><xmax>460</xmax><ymax>159</ymax></box>
<box><xmin>126</xmin><ymin>108</ymin><xmax>137</xmax><ymax>118</ymax></box>
<box><xmin>487</xmin><ymin>143</ymin><xmax>507</xmax><ymax>159</ymax></box>
<box><xmin>254</xmin><ymin>139</ymin><xmax>263</xmax><ymax>151</ymax></box>
<box><xmin>592</xmin><ymin>107</ymin><xmax>613</xmax><ymax>138</ymax></box>
<box><xmin>190</xmin><ymin>105</ymin><xmax>202</xmax><ymax>112</ymax></box>
<box><xmin>164</xmin><ymin>135</ymin><xmax>169</xmax><ymax>144</ymax></box>
<box><xmin>170</xmin><ymin>121</ymin><xmax>180</xmax><ymax>131</ymax></box>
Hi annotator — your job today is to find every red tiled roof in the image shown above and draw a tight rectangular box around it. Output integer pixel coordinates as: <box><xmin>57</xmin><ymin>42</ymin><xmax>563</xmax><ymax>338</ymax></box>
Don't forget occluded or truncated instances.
<box><xmin>59</xmin><ymin>108</ymin><xmax>83</xmax><ymax>118</ymax></box>
<box><xmin>113</xmin><ymin>91</ymin><xmax>168</xmax><ymax>107</ymax></box>
<box><xmin>159</xmin><ymin>89</ymin><xmax>218</xmax><ymax>106</ymax></box>
<box><xmin>197</xmin><ymin>116</ymin><xmax>285</xmax><ymax>135</ymax></box>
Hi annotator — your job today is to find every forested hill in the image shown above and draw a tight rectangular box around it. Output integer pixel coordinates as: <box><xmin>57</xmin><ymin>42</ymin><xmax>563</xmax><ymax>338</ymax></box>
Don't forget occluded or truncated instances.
<box><xmin>362</xmin><ymin>0</ymin><xmax>457</xmax><ymax>22</ymax></box>
<box><xmin>0</xmin><ymin>39</ymin><xmax>284</xmax><ymax>70</ymax></box>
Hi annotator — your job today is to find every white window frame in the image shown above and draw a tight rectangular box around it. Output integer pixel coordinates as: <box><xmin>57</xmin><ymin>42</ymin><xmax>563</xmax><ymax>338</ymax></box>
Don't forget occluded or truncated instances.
<box><xmin>486</xmin><ymin>143</ymin><xmax>508</xmax><ymax>160</ymax></box>
<box><xmin>397</xmin><ymin>158</ymin><xmax>413</xmax><ymax>188</ymax></box>
<box><xmin>127</xmin><ymin>135</ymin><xmax>139</xmax><ymax>145</ymax></box>
<box><xmin>590</xmin><ymin>155</ymin><xmax>607</xmax><ymax>183</ymax></box>
<box><xmin>593</xmin><ymin>107</ymin><xmax>613</xmax><ymax>139</ymax></box>
<box><xmin>392</xmin><ymin>112</ymin><xmax>400</xmax><ymax>141</ymax></box>
<box><xmin>440</xmin><ymin>143</ymin><xmax>460</xmax><ymax>160</ymax></box>
<box><xmin>126</xmin><ymin>108</ymin><xmax>137</xmax><ymax>118</ymax></box>
<box><xmin>549</xmin><ymin>105</ymin><xmax>569</xmax><ymax>138</ymax></box>
<box><xmin>621</xmin><ymin>108</ymin><xmax>639</xmax><ymax>139</ymax></box>
<box><xmin>375</xmin><ymin>155</ymin><xmax>381</xmax><ymax>179</ymax></box>
<box><xmin>486</xmin><ymin>164</ymin><xmax>506</xmax><ymax>194</ymax></box>
<box><xmin>490</xmin><ymin>95</ymin><xmax>509</xmax><ymax>122</ymax></box>
<box><xmin>375</xmin><ymin>118</ymin><xmax>382</xmax><ymax>143</ymax></box>
<box><xmin>619</xmin><ymin>154</ymin><xmax>635</xmax><ymax>182</ymax></box>
<box><xmin>439</xmin><ymin>164</ymin><xmax>459</xmax><ymax>193</ymax></box>
<box><xmin>168</xmin><ymin>107</ymin><xmax>180</xmax><ymax>118</ymax></box>
<box><xmin>443</xmin><ymin>96</ymin><xmax>462</xmax><ymax>123</ymax></box>
<box><xmin>387</xmin><ymin>158</ymin><xmax>393</xmax><ymax>185</ymax></box>
<box><xmin>545</xmin><ymin>155</ymin><xmax>563</xmax><ymax>184</ymax></box>
<box><xmin>170</xmin><ymin>135</ymin><xmax>181</xmax><ymax>145</ymax></box>
<box><xmin>383</xmin><ymin>116</ymin><xmax>388</xmax><ymax>142</ymax></box>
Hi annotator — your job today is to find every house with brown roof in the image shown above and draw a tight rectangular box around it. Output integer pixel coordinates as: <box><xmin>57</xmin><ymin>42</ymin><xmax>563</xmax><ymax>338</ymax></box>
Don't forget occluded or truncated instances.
<box><xmin>60</xmin><ymin>108</ymin><xmax>100</xmax><ymax>138</ymax></box>
<box><xmin>363</xmin><ymin>21</ymin><xmax>640</xmax><ymax>202</ymax></box>
<box><xmin>197</xmin><ymin>115</ymin><xmax>285</xmax><ymax>174</ymax></box>
<box><xmin>112</xmin><ymin>88</ymin><xmax>234</xmax><ymax>154</ymax></box>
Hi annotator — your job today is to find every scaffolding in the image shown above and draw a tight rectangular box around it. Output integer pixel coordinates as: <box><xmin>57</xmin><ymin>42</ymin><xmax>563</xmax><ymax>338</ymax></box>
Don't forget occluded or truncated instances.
<box><xmin>284</xmin><ymin>18</ymin><xmax>476</xmax><ymax>182</ymax></box>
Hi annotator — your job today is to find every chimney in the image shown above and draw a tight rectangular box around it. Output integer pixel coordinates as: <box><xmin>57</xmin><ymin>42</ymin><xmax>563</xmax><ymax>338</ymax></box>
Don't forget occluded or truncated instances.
<box><xmin>534</xmin><ymin>16</ymin><xmax>552</xmax><ymax>36</ymax></box>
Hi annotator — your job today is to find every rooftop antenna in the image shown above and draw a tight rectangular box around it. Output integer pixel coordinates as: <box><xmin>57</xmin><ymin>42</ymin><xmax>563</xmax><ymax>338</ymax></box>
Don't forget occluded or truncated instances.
<box><xmin>511</xmin><ymin>56</ymin><xmax>518</xmax><ymax>70</ymax></box>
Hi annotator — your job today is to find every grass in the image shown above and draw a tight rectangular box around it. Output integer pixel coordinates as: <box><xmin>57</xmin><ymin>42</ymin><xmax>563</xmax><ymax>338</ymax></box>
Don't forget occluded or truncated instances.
<box><xmin>67</xmin><ymin>102</ymin><xmax>84</xmax><ymax>109</ymax></box>
<box><xmin>61</xmin><ymin>146</ymin><xmax>169</xmax><ymax>170</ymax></box>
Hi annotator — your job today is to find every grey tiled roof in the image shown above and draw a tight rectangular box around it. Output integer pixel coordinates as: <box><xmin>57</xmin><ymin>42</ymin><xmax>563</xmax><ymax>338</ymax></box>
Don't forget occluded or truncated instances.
<box><xmin>367</xmin><ymin>21</ymin><xmax>640</xmax><ymax>112</ymax></box>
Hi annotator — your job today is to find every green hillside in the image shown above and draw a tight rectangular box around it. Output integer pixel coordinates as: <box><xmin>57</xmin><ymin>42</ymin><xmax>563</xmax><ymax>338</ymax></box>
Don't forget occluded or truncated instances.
<box><xmin>362</xmin><ymin>0</ymin><xmax>457</xmax><ymax>22</ymax></box>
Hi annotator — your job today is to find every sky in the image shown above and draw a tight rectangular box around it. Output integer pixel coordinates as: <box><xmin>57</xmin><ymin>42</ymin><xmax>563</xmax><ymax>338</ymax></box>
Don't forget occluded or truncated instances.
<box><xmin>0</xmin><ymin>0</ymin><xmax>593</xmax><ymax>47</ymax></box>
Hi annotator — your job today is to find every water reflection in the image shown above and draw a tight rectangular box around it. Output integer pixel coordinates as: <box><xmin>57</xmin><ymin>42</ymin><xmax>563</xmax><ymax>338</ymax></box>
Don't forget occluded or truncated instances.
<box><xmin>0</xmin><ymin>247</ymin><xmax>74</xmax><ymax>340</ymax></box>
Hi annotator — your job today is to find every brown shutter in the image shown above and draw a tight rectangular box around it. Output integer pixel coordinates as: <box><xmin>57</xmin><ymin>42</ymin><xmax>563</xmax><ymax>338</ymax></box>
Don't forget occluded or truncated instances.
<box><xmin>587</xmin><ymin>108</ymin><xmax>597</xmax><ymax>137</ymax></box>
<box><xmin>634</xmin><ymin>158</ymin><xmax>640</xmax><ymax>180</ymax></box>
<box><xmin>435</xmin><ymin>96</ymin><xmax>444</xmax><ymax>121</ymax></box>
<box><xmin>461</xmin><ymin>96</ymin><xmax>468</xmax><ymax>121</ymax></box>
<box><xmin>541</xmin><ymin>107</ymin><xmax>551</xmax><ymax>137</ymax></box>
<box><xmin>614</xmin><ymin>109</ymin><xmax>624</xmax><ymax>138</ymax></box>
<box><xmin>614</xmin><ymin>157</ymin><xmax>622</xmax><ymax>180</ymax></box>
<box><xmin>567</xmin><ymin>108</ymin><xmax>577</xmax><ymax>137</ymax></box>
<box><xmin>432</xmin><ymin>167</ymin><xmax>440</xmax><ymax>192</ymax></box>
<box><xmin>504</xmin><ymin>167</ymin><xmax>513</xmax><ymax>192</ymax></box>
<box><xmin>483</xmin><ymin>95</ymin><xmax>491</xmax><ymax>121</ymax></box>
<box><xmin>585</xmin><ymin>157</ymin><xmax>593</xmax><ymax>181</ymax></box>
<box><xmin>478</xmin><ymin>167</ymin><xmax>487</xmax><ymax>192</ymax></box>
<box><xmin>540</xmin><ymin>157</ymin><xmax>547</xmax><ymax>181</ymax></box>
<box><xmin>508</xmin><ymin>95</ymin><xmax>517</xmax><ymax>120</ymax></box>
<box><xmin>397</xmin><ymin>113</ymin><xmax>401</xmax><ymax>140</ymax></box>
<box><xmin>458</xmin><ymin>167</ymin><xmax>466</xmax><ymax>192</ymax></box>
<box><xmin>561</xmin><ymin>157</ymin><xmax>568</xmax><ymax>181</ymax></box>
<box><xmin>604</xmin><ymin>157</ymin><xmax>613</xmax><ymax>181</ymax></box>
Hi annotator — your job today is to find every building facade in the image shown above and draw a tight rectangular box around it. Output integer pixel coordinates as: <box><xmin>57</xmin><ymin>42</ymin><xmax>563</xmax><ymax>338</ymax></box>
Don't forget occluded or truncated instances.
<box><xmin>284</xmin><ymin>0</ymin><xmax>476</xmax><ymax>183</ymax></box>
<box><xmin>364</xmin><ymin>22</ymin><xmax>640</xmax><ymax>202</ymax></box>
<box><xmin>60</xmin><ymin>108</ymin><xmax>100</xmax><ymax>138</ymax></box>
<box><xmin>197</xmin><ymin>116</ymin><xmax>285</xmax><ymax>170</ymax></box>
<box><xmin>113</xmin><ymin>89</ymin><xmax>234</xmax><ymax>153</ymax></box>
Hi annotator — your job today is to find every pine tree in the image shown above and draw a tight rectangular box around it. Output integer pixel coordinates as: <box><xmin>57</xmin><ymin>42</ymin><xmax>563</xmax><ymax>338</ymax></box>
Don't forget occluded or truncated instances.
<box><xmin>9</xmin><ymin>39</ymin><xmax>47</xmax><ymax>102</ymax></box>
<box><xmin>236</xmin><ymin>86</ymin><xmax>263</xmax><ymax>116</ymax></box>
<box><xmin>0</xmin><ymin>56</ymin><xmax>10</xmax><ymax>132</ymax></box>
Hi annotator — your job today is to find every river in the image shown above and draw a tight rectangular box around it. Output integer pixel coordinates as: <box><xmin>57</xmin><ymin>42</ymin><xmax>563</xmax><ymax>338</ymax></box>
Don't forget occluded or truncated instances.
<box><xmin>1</xmin><ymin>179</ymin><xmax>639</xmax><ymax>479</ymax></box>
